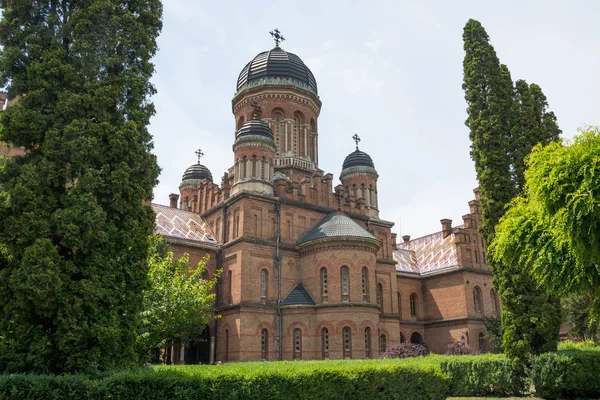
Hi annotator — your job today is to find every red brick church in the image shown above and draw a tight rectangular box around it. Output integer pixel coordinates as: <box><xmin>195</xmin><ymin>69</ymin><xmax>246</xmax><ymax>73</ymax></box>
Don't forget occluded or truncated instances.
<box><xmin>151</xmin><ymin>32</ymin><xmax>501</xmax><ymax>364</ymax></box>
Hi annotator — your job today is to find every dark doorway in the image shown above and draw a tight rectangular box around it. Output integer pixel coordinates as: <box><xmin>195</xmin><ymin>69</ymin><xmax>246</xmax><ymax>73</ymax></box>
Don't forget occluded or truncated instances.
<box><xmin>410</xmin><ymin>332</ymin><xmax>423</xmax><ymax>345</ymax></box>
<box><xmin>185</xmin><ymin>326</ymin><xmax>211</xmax><ymax>364</ymax></box>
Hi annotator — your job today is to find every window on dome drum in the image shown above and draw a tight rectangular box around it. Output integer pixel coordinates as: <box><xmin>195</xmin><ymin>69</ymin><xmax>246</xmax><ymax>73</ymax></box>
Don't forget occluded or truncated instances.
<box><xmin>364</xmin><ymin>327</ymin><xmax>371</xmax><ymax>359</ymax></box>
<box><xmin>377</xmin><ymin>283</ymin><xmax>383</xmax><ymax>312</ymax></box>
<box><xmin>379</xmin><ymin>334</ymin><xmax>387</xmax><ymax>354</ymax></box>
<box><xmin>343</xmin><ymin>327</ymin><xmax>352</xmax><ymax>359</ymax></box>
<box><xmin>479</xmin><ymin>332</ymin><xmax>486</xmax><ymax>352</ymax></box>
<box><xmin>260</xmin><ymin>269</ymin><xmax>268</xmax><ymax>303</ymax></box>
<box><xmin>275</xmin><ymin>113</ymin><xmax>282</xmax><ymax>156</ymax></box>
<box><xmin>473</xmin><ymin>286</ymin><xmax>483</xmax><ymax>314</ymax></box>
<box><xmin>261</xmin><ymin>329</ymin><xmax>268</xmax><ymax>361</ymax></box>
<box><xmin>293</xmin><ymin>328</ymin><xmax>302</xmax><ymax>360</ymax></box>
<box><xmin>410</xmin><ymin>293</ymin><xmax>417</xmax><ymax>317</ymax></box>
<box><xmin>397</xmin><ymin>292</ymin><xmax>402</xmax><ymax>319</ymax></box>
<box><xmin>321</xmin><ymin>268</ymin><xmax>328</xmax><ymax>303</ymax></box>
<box><xmin>362</xmin><ymin>267</ymin><xmax>369</xmax><ymax>302</ymax></box>
<box><xmin>321</xmin><ymin>328</ymin><xmax>329</xmax><ymax>359</ymax></box>
<box><xmin>341</xmin><ymin>266</ymin><xmax>349</xmax><ymax>302</ymax></box>
<box><xmin>224</xmin><ymin>329</ymin><xmax>229</xmax><ymax>361</ymax></box>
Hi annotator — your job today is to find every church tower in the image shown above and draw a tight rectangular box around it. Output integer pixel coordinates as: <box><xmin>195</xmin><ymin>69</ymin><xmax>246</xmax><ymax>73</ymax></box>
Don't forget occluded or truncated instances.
<box><xmin>231</xmin><ymin>29</ymin><xmax>321</xmax><ymax>183</ymax></box>
<box><xmin>340</xmin><ymin>135</ymin><xmax>379</xmax><ymax>218</ymax></box>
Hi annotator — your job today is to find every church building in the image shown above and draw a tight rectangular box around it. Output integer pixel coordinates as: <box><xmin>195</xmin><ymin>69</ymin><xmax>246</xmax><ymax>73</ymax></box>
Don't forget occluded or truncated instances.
<box><xmin>152</xmin><ymin>31</ymin><xmax>501</xmax><ymax>364</ymax></box>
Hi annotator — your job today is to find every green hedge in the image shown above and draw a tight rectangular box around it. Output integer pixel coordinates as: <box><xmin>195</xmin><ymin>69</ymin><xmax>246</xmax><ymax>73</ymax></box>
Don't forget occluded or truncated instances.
<box><xmin>1</xmin><ymin>350</ymin><xmax>599</xmax><ymax>399</ymax></box>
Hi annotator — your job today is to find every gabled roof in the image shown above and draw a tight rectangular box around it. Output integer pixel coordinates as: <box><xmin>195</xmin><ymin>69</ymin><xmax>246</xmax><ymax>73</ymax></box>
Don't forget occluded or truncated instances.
<box><xmin>297</xmin><ymin>212</ymin><xmax>377</xmax><ymax>245</ymax></box>
<box><xmin>395</xmin><ymin>226</ymin><xmax>462</xmax><ymax>275</ymax></box>
<box><xmin>281</xmin><ymin>282</ymin><xmax>316</xmax><ymax>305</ymax></box>
<box><xmin>153</xmin><ymin>204</ymin><xmax>218</xmax><ymax>245</ymax></box>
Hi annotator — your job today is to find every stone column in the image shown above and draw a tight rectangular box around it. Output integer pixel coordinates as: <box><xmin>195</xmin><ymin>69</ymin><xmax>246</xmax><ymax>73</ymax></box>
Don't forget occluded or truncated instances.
<box><xmin>209</xmin><ymin>336</ymin><xmax>215</xmax><ymax>364</ymax></box>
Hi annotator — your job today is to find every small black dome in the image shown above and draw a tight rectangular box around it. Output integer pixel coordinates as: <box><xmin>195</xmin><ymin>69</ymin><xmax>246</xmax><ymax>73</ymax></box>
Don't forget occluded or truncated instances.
<box><xmin>237</xmin><ymin>47</ymin><xmax>318</xmax><ymax>94</ymax></box>
<box><xmin>182</xmin><ymin>163</ymin><xmax>213</xmax><ymax>182</ymax></box>
<box><xmin>342</xmin><ymin>149</ymin><xmax>375</xmax><ymax>170</ymax></box>
<box><xmin>236</xmin><ymin>119</ymin><xmax>274</xmax><ymax>139</ymax></box>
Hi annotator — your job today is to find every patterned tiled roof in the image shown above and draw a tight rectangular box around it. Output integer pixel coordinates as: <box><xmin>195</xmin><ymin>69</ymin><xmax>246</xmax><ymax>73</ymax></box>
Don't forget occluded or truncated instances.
<box><xmin>153</xmin><ymin>204</ymin><xmax>218</xmax><ymax>245</ymax></box>
<box><xmin>297</xmin><ymin>212</ymin><xmax>377</xmax><ymax>245</ymax></box>
<box><xmin>281</xmin><ymin>282</ymin><xmax>316</xmax><ymax>305</ymax></box>
<box><xmin>395</xmin><ymin>226</ymin><xmax>463</xmax><ymax>275</ymax></box>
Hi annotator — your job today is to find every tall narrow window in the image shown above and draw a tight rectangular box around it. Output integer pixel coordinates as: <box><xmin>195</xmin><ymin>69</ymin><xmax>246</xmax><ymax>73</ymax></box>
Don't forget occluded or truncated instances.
<box><xmin>361</xmin><ymin>267</ymin><xmax>369</xmax><ymax>301</ymax></box>
<box><xmin>293</xmin><ymin>328</ymin><xmax>302</xmax><ymax>360</ymax></box>
<box><xmin>261</xmin><ymin>329</ymin><xmax>268</xmax><ymax>361</ymax></box>
<box><xmin>364</xmin><ymin>327</ymin><xmax>371</xmax><ymax>359</ymax></box>
<box><xmin>227</xmin><ymin>270</ymin><xmax>233</xmax><ymax>305</ymax></box>
<box><xmin>275</xmin><ymin>113</ymin><xmax>281</xmax><ymax>156</ymax></box>
<box><xmin>410</xmin><ymin>293</ymin><xmax>417</xmax><ymax>317</ymax></box>
<box><xmin>400</xmin><ymin>333</ymin><xmax>406</xmax><ymax>343</ymax></box>
<box><xmin>490</xmin><ymin>289</ymin><xmax>499</xmax><ymax>314</ymax></box>
<box><xmin>224</xmin><ymin>329</ymin><xmax>229</xmax><ymax>361</ymax></box>
<box><xmin>251</xmin><ymin>155</ymin><xmax>257</xmax><ymax>177</ymax></box>
<box><xmin>253</xmin><ymin>214</ymin><xmax>258</xmax><ymax>236</ymax></box>
<box><xmin>478</xmin><ymin>332</ymin><xmax>485</xmax><ymax>352</ymax></box>
<box><xmin>377</xmin><ymin>283</ymin><xmax>384</xmax><ymax>312</ymax></box>
<box><xmin>397</xmin><ymin>292</ymin><xmax>402</xmax><ymax>319</ymax></box>
<box><xmin>341</xmin><ymin>266</ymin><xmax>349</xmax><ymax>302</ymax></box>
<box><xmin>321</xmin><ymin>268</ymin><xmax>328</xmax><ymax>303</ymax></box>
<box><xmin>343</xmin><ymin>327</ymin><xmax>352</xmax><ymax>359</ymax></box>
<box><xmin>260</xmin><ymin>269</ymin><xmax>268</xmax><ymax>303</ymax></box>
<box><xmin>379</xmin><ymin>334</ymin><xmax>387</xmax><ymax>354</ymax></box>
<box><xmin>473</xmin><ymin>286</ymin><xmax>483</xmax><ymax>313</ymax></box>
<box><xmin>321</xmin><ymin>328</ymin><xmax>329</xmax><ymax>359</ymax></box>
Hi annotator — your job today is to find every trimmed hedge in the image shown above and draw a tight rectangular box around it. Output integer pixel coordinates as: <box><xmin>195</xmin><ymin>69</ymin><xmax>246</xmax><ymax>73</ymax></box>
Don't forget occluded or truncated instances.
<box><xmin>1</xmin><ymin>350</ymin><xmax>599</xmax><ymax>399</ymax></box>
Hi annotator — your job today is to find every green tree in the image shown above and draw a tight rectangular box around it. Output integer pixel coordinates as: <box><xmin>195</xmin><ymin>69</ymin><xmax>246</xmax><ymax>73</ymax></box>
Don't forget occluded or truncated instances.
<box><xmin>562</xmin><ymin>294</ymin><xmax>600</xmax><ymax>341</ymax></box>
<box><xmin>491</xmin><ymin>127</ymin><xmax>600</xmax><ymax>319</ymax></box>
<box><xmin>482</xmin><ymin>316</ymin><xmax>503</xmax><ymax>353</ymax></box>
<box><xmin>462</xmin><ymin>19</ymin><xmax>561</xmax><ymax>363</ymax></box>
<box><xmin>0</xmin><ymin>1</ymin><xmax>162</xmax><ymax>373</ymax></box>
<box><xmin>137</xmin><ymin>236</ymin><xmax>218</xmax><ymax>363</ymax></box>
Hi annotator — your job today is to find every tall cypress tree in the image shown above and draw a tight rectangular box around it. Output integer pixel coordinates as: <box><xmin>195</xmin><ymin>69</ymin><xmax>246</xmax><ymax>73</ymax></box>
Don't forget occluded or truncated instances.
<box><xmin>462</xmin><ymin>19</ymin><xmax>561</xmax><ymax>362</ymax></box>
<box><xmin>0</xmin><ymin>1</ymin><xmax>162</xmax><ymax>373</ymax></box>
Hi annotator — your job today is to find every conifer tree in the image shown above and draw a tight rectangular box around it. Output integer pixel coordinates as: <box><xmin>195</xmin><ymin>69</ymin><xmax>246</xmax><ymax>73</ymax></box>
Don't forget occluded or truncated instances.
<box><xmin>0</xmin><ymin>1</ymin><xmax>162</xmax><ymax>373</ymax></box>
<box><xmin>462</xmin><ymin>19</ymin><xmax>561</xmax><ymax>362</ymax></box>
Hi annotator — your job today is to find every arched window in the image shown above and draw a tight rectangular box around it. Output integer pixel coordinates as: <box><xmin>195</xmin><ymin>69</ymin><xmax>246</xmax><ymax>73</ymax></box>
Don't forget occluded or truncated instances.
<box><xmin>400</xmin><ymin>332</ymin><xmax>406</xmax><ymax>343</ymax></box>
<box><xmin>410</xmin><ymin>332</ymin><xmax>423</xmax><ymax>345</ymax></box>
<box><xmin>491</xmin><ymin>289</ymin><xmax>500</xmax><ymax>314</ymax></box>
<box><xmin>224</xmin><ymin>329</ymin><xmax>229</xmax><ymax>361</ymax></box>
<box><xmin>251</xmin><ymin>155</ymin><xmax>257</xmax><ymax>177</ymax></box>
<box><xmin>293</xmin><ymin>328</ymin><xmax>302</xmax><ymax>360</ymax></box>
<box><xmin>321</xmin><ymin>327</ymin><xmax>329</xmax><ymax>359</ymax></box>
<box><xmin>364</xmin><ymin>327</ymin><xmax>371</xmax><ymax>359</ymax></box>
<box><xmin>241</xmin><ymin>156</ymin><xmax>247</xmax><ymax>179</ymax></box>
<box><xmin>341</xmin><ymin>266</ymin><xmax>349</xmax><ymax>301</ymax></box>
<box><xmin>343</xmin><ymin>326</ymin><xmax>352</xmax><ymax>359</ymax></box>
<box><xmin>410</xmin><ymin>293</ymin><xmax>418</xmax><ymax>317</ymax></box>
<box><xmin>377</xmin><ymin>283</ymin><xmax>384</xmax><ymax>312</ymax></box>
<box><xmin>473</xmin><ymin>286</ymin><xmax>483</xmax><ymax>314</ymax></box>
<box><xmin>227</xmin><ymin>270</ymin><xmax>233</xmax><ymax>305</ymax></box>
<box><xmin>260</xmin><ymin>269</ymin><xmax>268</xmax><ymax>303</ymax></box>
<box><xmin>261</xmin><ymin>328</ymin><xmax>268</xmax><ymax>360</ymax></box>
<box><xmin>478</xmin><ymin>332</ymin><xmax>486</xmax><ymax>352</ymax></box>
<box><xmin>274</xmin><ymin>112</ymin><xmax>282</xmax><ymax>156</ymax></box>
<box><xmin>321</xmin><ymin>268</ymin><xmax>328</xmax><ymax>303</ymax></box>
<box><xmin>379</xmin><ymin>334</ymin><xmax>387</xmax><ymax>353</ymax></box>
<box><xmin>397</xmin><ymin>292</ymin><xmax>402</xmax><ymax>319</ymax></box>
<box><xmin>361</xmin><ymin>267</ymin><xmax>369</xmax><ymax>301</ymax></box>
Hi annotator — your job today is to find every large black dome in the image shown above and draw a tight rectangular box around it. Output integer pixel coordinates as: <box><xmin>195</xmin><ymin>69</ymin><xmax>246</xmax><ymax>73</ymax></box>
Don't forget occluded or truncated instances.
<box><xmin>342</xmin><ymin>149</ymin><xmax>375</xmax><ymax>170</ymax></box>
<box><xmin>236</xmin><ymin>119</ymin><xmax>273</xmax><ymax>139</ymax></box>
<box><xmin>236</xmin><ymin>47</ymin><xmax>318</xmax><ymax>94</ymax></box>
<box><xmin>182</xmin><ymin>163</ymin><xmax>213</xmax><ymax>182</ymax></box>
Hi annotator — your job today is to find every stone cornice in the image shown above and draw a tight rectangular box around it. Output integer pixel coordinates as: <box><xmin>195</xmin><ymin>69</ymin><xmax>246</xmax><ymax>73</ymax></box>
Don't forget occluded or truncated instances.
<box><xmin>340</xmin><ymin>166</ymin><xmax>379</xmax><ymax>181</ymax></box>
<box><xmin>298</xmin><ymin>240</ymin><xmax>380</xmax><ymax>257</ymax></box>
<box><xmin>232</xmin><ymin>88</ymin><xmax>322</xmax><ymax>115</ymax></box>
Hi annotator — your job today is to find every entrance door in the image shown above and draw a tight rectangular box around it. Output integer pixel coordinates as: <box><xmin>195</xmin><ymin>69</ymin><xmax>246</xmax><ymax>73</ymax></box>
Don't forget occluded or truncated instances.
<box><xmin>185</xmin><ymin>326</ymin><xmax>211</xmax><ymax>364</ymax></box>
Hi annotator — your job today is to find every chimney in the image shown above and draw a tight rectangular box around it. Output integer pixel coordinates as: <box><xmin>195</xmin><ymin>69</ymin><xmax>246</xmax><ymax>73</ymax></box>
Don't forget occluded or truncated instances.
<box><xmin>441</xmin><ymin>219</ymin><xmax>452</xmax><ymax>238</ymax></box>
<box><xmin>402</xmin><ymin>235</ymin><xmax>411</xmax><ymax>244</ymax></box>
<box><xmin>391</xmin><ymin>233</ymin><xmax>398</xmax><ymax>250</ymax></box>
<box><xmin>473</xmin><ymin>187</ymin><xmax>481</xmax><ymax>201</ymax></box>
<box><xmin>169</xmin><ymin>193</ymin><xmax>180</xmax><ymax>208</ymax></box>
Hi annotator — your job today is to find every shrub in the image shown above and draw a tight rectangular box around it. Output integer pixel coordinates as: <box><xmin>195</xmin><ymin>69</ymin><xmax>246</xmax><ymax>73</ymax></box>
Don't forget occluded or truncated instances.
<box><xmin>557</xmin><ymin>338</ymin><xmax>597</xmax><ymax>351</ymax></box>
<box><xmin>381</xmin><ymin>343</ymin><xmax>428</xmax><ymax>358</ymax></box>
<box><xmin>447</xmin><ymin>339</ymin><xmax>480</xmax><ymax>355</ymax></box>
<box><xmin>530</xmin><ymin>349</ymin><xmax>600</xmax><ymax>399</ymax></box>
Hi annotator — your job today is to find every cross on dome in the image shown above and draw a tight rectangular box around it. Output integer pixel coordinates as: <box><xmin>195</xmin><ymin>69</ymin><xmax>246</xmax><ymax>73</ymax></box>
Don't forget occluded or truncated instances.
<box><xmin>352</xmin><ymin>133</ymin><xmax>361</xmax><ymax>150</ymax></box>
<box><xmin>195</xmin><ymin>148</ymin><xmax>204</xmax><ymax>164</ymax></box>
<box><xmin>269</xmin><ymin>28</ymin><xmax>285</xmax><ymax>47</ymax></box>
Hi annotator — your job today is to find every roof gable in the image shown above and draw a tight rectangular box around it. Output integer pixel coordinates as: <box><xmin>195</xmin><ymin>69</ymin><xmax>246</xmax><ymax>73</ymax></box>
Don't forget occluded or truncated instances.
<box><xmin>281</xmin><ymin>282</ymin><xmax>316</xmax><ymax>305</ymax></box>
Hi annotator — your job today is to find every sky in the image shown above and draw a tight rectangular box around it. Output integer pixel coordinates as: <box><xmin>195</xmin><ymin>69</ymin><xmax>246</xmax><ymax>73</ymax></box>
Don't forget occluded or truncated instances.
<box><xmin>149</xmin><ymin>0</ymin><xmax>600</xmax><ymax>239</ymax></box>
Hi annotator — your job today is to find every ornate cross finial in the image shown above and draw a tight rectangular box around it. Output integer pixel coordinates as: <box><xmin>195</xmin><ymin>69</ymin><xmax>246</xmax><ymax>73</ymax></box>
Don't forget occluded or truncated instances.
<box><xmin>250</xmin><ymin>101</ymin><xmax>261</xmax><ymax>118</ymax></box>
<box><xmin>269</xmin><ymin>28</ymin><xmax>285</xmax><ymax>47</ymax></box>
<box><xmin>195</xmin><ymin>148</ymin><xmax>204</xmax><ymax>164</ymax></box>
<box><xmin>352</xmin><ymin>133</ymin><xmax>361</xmax><ymax>150</ymax></box>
